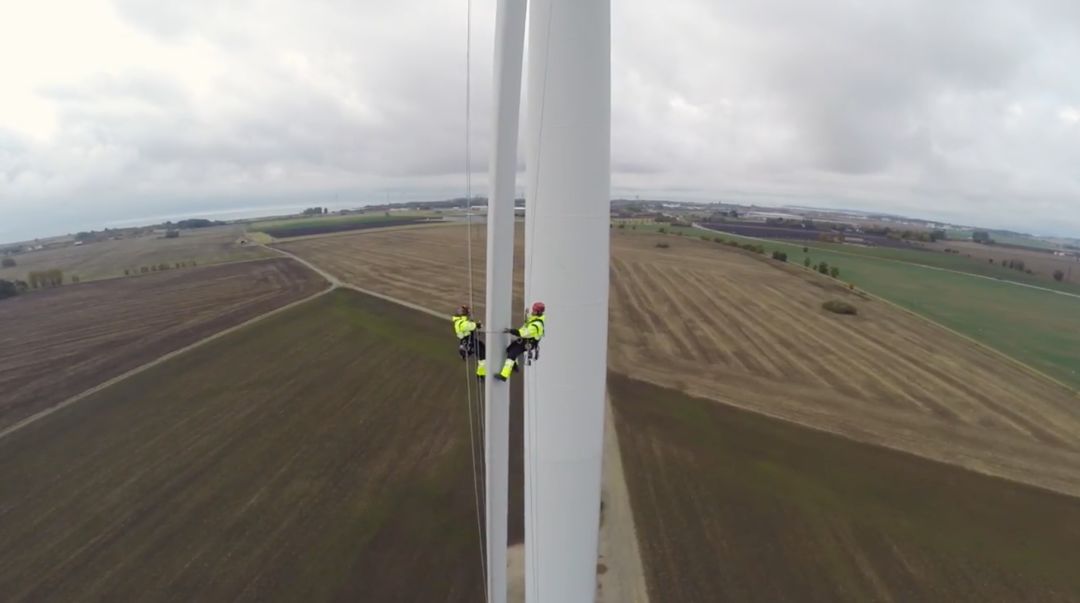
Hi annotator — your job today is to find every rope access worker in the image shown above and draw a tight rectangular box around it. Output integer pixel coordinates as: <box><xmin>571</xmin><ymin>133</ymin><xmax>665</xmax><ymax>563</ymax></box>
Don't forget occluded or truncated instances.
<box><xmin>495</xmin><ymin>301</ymin><xmax>546</xmax><ymax>381</ymax></box>
<box><xmin>453</xmin><ymin>305</ymin><xmax>486</xmax><ymax>379</ymax></box>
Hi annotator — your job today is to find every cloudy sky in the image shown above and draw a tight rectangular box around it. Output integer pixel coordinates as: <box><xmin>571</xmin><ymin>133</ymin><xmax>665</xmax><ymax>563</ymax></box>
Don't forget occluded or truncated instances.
<box><xmin>2</xmin><ymin>0</ymin><xmax>1079</xmax><ymax>242</ymax></box>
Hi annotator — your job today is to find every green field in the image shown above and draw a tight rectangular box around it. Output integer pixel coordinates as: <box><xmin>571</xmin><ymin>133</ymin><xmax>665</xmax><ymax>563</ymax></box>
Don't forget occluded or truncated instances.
<box><xmin>632</xmin><ymin>222</ymin><xmax>1080</xmax><ymax>293</ymax></box>
<box><xmin>612</xmin><ymin>374</ymin><xmax>1080</xmax><ymax>602</ymax></box>
<box><xmin>629</xmin><ymin>223</ymin><xmax>1080</xmax><ymax>390</ymax></box>
<box><xmin>802</xmin><ymin>240</ymin><xmax>1080</xmax><ymax>295</ymax></box>
<box><xmin>0</xmin><ymin>225</ymin><xmax>271</xmax><ymax>284</ymax></box>
<box><xmin>946</xmin><ymin>229</ymin><xmax>1064</xmax><ymax>250</ymax></box>
<box><xmin>0</xmin><ymin>289</ymin><xmax>520</xmax><ymax>602</ymax></box>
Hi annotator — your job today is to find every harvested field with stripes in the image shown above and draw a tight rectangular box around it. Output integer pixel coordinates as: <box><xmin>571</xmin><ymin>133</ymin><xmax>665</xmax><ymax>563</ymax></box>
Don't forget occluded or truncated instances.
<box><xmin>277</xmin><ymin>225</ymin><xmax>519</xmax><ymax>315</ymax></box>
<box><xmin>280</xmin><ymin>226</ymin><xmax>1080</xmax><ymax>498</ymax></box>
<box><xmin>0</xmin><ymin>257</ymin><xmax>326</xmax><ymax>431</ymax></box>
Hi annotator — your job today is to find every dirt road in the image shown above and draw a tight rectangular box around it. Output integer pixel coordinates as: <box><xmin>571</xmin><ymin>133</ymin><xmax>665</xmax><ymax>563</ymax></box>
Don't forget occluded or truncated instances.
<box><xmin>597</xmin><ymin>396</ymin><xmax>650</xmax><ymax>603</ymax></box>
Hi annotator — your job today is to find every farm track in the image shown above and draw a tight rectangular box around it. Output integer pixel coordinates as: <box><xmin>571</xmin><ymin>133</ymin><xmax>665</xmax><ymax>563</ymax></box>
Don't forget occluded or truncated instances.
<box><xmin>0</xmin><ymin>257</ymin><xmax>327</xmax><ymax>432</ymax></box>
<box><xmin>280</xmin><ymin>226</ymin><xmax>1080</xmax><ymax>498</ymax></box>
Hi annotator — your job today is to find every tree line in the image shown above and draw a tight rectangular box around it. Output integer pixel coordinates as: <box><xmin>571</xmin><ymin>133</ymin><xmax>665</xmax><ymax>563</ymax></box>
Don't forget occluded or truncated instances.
<box><xmin>28</xmin><ymin>269</ymin><xmax>65</xmax><ymax>288</ymax></box>
<box><xmin>124</xmin><ymin>261</ymin><xmax>197</xmax><ymax>276</ymax></box>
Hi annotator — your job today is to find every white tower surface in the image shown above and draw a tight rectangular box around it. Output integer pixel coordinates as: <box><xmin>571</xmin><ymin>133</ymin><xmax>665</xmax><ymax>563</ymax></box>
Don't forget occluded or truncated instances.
<box><xmin>524</xmin><ymin>0</ymin><xmax>611</xmax><ymax>601</ymax></box>
<box><xmin>484</xmin><ymin>1</ymin><xmax>527</xmax><ymax>602</ymax></box>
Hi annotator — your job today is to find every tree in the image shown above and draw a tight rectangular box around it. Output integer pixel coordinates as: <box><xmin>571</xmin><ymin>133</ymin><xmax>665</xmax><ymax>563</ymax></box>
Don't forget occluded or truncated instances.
<box><xmin>1054</xmin><ymin>270</ymin><xmax>1065</xmax><ymax>282</ymax></box>
<box><xmin>0</xmin><ymin>279</ymin><xmax>17</xmax><ymax>300</ymax></box>
<box><xmin>175</xmin><ymin>218</ymin><xmax>222</xmax><ymax>229</ymax></box>
<box><xmin>972</xmin><ymin>230</ymin><xmax>992</xmax><ymax>243</ymax></box>
<box><xmin>817</xmin><ymin>261</ymin><xmax>830</xmax><ymax>275</ymax></box>
<box><xmin>822</xmin><ymin>300</ymin><xmax>857</xmax><ymax>315</ymax></box>
<box><xmin>27</xmin><ymin>269</ymin><xmax>63</xmax><ymax>289</ymax></box>
<box><xmin>804</xmin><ymin>257</ymin><xmax>812</xmax><ymax>268</ymax></box>
<box><xmin>165</xmin><ymin>230</ymin><xmax>180</xmax><ymax>239</ymax></box>
<box><xmin>830</xmin><ymin>266</ymin><xmax>840</xmax><ymax>278</ymax></box>
<box><xmin>1</xmin><ymin>257</ymin><xmax>14</xmax><ymax>268</ymax></box>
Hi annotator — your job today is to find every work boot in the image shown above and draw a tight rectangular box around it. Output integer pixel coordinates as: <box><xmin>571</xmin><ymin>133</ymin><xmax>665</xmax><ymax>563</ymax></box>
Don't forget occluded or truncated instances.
<box><xmin>498</xmin><ymin>359</ymin><xmax>515</xmax><ymax>380</ymax></box>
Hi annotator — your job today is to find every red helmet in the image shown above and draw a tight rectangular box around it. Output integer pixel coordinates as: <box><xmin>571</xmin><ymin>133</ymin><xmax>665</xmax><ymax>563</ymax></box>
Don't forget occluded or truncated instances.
<box><xmin>458</xmin><ymin>304</ymin><xmax>470</xmax><ymax>315</ymax></box>
<box><xmin>531</xmin><ymin>301</ymin><xmax>545</xmax><ymax>315</ymax></box>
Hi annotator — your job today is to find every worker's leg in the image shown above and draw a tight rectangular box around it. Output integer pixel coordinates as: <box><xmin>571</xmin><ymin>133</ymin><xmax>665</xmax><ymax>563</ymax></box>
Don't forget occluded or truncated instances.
<box><xmin>498</xmin><ymin>340</ymin><xmax>527</xmax><ymax>380</ymax></box>
<box><xmin>475</xmin><ymin>339</ymin><xmax>487</xmax><ymax>377</ymax></box>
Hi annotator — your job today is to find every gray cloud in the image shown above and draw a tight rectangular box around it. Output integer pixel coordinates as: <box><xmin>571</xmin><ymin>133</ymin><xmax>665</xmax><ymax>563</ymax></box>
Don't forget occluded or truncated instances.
<box><xmin>1</xmin><ymin>0</ymin><xmax>1079</xmax><ymax>242</ymax></box>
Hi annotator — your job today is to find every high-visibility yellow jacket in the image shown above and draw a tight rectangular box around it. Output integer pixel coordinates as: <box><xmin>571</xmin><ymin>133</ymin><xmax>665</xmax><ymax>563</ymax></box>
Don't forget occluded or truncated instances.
<box><xmin>453</xmin><ymin>314</ymin><xmax>479</xmax><ymax>340</ymax></box>
<box><xmin>516</xmin><ymin>314</ymin><xmax>545</xmax><ymax>341</ymax></box>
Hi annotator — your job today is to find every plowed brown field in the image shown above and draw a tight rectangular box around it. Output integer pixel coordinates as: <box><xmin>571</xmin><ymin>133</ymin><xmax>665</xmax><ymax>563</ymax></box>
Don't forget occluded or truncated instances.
<box><xmin>0</xmin><ymin>290</ymin><xmax>520</xmax><ymax>602</ymax></box>
<box><xmin>279</xmin><ymin>226</ymin><xmax>1080</xmax><ymax>497</ymax></box>
<box><xmin>0</xmin><ymin>257</ymin><xmax>326</xmax><ymax>431</ymax></box>
<box><xmin>611</xmin><ymin>374</ymin><xmax>1080</xmax><ymax>602</ymax></box>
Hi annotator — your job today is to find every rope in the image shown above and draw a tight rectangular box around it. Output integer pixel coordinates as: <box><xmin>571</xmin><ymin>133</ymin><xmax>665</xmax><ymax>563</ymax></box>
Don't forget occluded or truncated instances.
<box><xmin>523</xmin><ymin>3</ymin><xmax>556</xmax><ymax>600</ymax></box>
<box><xmin>525</xmin><ymin>364</ymin><xmax>541</xmax><ymax>602</ymax></box>
<box><xmin>524</xmin><ymin>0</ymin><xmax>556</xmax><ymax>296</ymax></box>
<box><xmin>461</xmin><ymin>1</ymin><xmax>488</xmax><ymax>600</ymax></box>
<box><xmin>463</xmin><ymin>359</ymin><xmax>487</xmax><ymax>601</ymax></box>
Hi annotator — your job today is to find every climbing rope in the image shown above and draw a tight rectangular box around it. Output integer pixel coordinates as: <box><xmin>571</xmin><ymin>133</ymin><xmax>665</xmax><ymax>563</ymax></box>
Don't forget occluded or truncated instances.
<box><xmin>522</xmin><ymin>3</ymin><xmax>556</xmax><ymax>600</ymax></box>
<box><xmin>460</xmin><ymin>0</ymin><xmax>489</xmax><ymax>600</ymax></box>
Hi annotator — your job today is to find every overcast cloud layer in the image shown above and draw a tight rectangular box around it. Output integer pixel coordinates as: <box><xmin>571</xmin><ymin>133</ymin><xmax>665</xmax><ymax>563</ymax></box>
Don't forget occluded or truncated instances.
<box><xmin>1</xmin><ymin>0</ymin><xmax>1079</xmax><ymax>242</ymax></box>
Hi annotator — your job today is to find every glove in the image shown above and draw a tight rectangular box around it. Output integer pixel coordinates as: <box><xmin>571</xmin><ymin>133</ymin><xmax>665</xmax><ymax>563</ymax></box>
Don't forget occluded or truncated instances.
<box><xmin>503</xmin><ymin>328</ymin><xmax>517</xmax><ymax>335</ymax></box>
